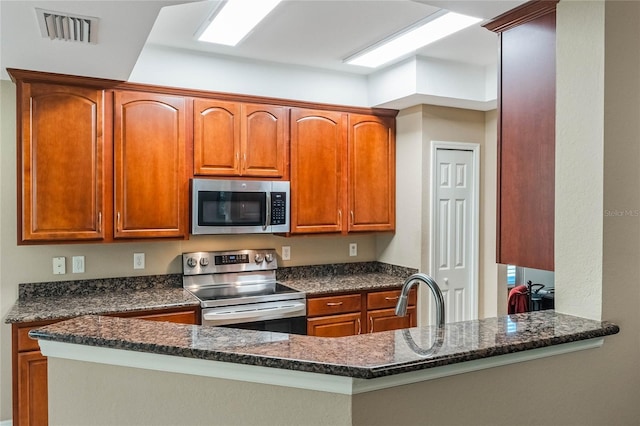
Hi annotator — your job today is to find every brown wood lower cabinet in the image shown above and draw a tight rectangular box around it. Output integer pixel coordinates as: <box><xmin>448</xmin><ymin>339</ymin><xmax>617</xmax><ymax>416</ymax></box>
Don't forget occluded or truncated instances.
<box><xmin>307</xmin><ymin>312</ymin><xmax>362</xmax><ymax>337</ymax></box>
<box><xmin>11</xmin><ymin>306</ymin><xmax>199</xmax><ymax>426</ymax></box>
<box><xmin>306</xmin><ymin>287</ymin><xmax>417</xmax><ymax>337</ymax></box>
<box><xmin>16</xmin><ymin>351</ymin><xmax>48</xmax><ymax>426</ymax></box>
<box><xmin>367</xmin><ymin>307</ymin><xmax>417</xmax><ymax>334</ymax></box>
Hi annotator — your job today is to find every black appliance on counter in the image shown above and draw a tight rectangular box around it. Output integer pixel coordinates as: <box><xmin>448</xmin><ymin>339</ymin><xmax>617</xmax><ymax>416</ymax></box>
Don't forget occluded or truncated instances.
<box><xmin>182</xmin><ymin>248</ymin><xmax>306</xmax><ymax>334</ymax></box>
<box><xmin>528</xmin><ymin>280</ymin><xmax>555</xmax><ymax>311</ymax></box>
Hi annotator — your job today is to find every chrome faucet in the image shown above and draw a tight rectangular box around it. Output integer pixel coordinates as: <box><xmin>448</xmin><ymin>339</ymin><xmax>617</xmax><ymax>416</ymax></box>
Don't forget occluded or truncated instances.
<box><xmin>395</xmin><ymin>273</ymin><xmax>446</xmax><ymax>327</ymax></box>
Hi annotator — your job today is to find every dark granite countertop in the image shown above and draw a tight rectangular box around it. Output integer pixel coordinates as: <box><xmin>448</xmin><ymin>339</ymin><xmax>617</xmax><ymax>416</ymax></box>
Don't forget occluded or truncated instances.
<box><xmin>6</xmin><ymin>263</ymin><xmax>418</xmax><ymax>324</ymax></box>
<box><xmin>5</xmin><ymin>274</ymin><xmax>199</xmax><ymax>324</ymax></box>
<box><xmin>277</xmin><ymin>261</ymin><xmax>417</xmax><ymax>295</ymax></box>
<box><xmin>29</xmin><ymin>311</ymin><xmax>619</xmax><ymax>379</ymax></box>
<box><xmin>281</xmin><ymin>273</ymin><xmax>408</xmax><ymax>295</ymax></box>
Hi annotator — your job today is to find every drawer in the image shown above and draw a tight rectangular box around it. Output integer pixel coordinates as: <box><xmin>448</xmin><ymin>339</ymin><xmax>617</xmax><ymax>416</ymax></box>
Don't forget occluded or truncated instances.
<box><xmin>111</xmin><ymin>307</ymin><xmax>200</xmax><ymax>325</ymax></box>
<box><xmin>15</xmin><ymin>320</ymin><xmax>58</xmax><ymax>352</ymax></box>
<box><xmin>367</xmin><ymin>288</ymin><xmax>417</xmax><ymax>310</ymax></box>
<box><xmin>131</xmin><ymin>310</ymin><xmax>199</xmax><ymax>324</ymax></box>
<box><xmin>307</xmin><ymin>294</ymin><xmax>361</xmax><ymax>317</ymax></box>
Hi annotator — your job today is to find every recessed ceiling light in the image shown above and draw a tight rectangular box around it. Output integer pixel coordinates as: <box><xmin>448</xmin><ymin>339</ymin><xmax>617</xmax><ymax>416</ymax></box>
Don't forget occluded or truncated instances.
<box><xmin>197</xmin><ymin>0</ymin><xmax>282</xmax><ymax>46</ymax></box>
<box><xmin>345</xmin><ymin>11</ymin><xmax>483</xmax><ymax>68</ymax></box>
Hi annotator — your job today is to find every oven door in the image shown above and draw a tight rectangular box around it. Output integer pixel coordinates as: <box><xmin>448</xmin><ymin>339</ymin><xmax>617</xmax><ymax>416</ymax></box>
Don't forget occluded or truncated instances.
<box><xmin>202</xmin><ymin>300</ymin><xmax>307</xmax><ymax>334</ymax></box>
<box><xmin>219</xmin><ymin>316</ymin><xmax>307</xmax><ymax>335</ymax></box>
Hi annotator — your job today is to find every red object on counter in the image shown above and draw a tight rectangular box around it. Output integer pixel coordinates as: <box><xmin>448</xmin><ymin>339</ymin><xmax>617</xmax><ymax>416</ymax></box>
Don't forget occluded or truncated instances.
<box><xmin>508</xmin><ymin>285</ymin><xmax>529</xmax><ymax>314</ymax></box>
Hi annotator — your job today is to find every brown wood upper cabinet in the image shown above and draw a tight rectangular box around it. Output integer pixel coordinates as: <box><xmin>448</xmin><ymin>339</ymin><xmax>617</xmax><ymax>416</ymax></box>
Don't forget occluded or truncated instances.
<box><xmin>11</xmin><ymin>69</ymin><xmax>396</xmax><ymax>243</ymax></box>
<box><xmin>13</xmin><ymin>70</ymin><xmax>190</xmax><ymax>243</ymax></box>
<box><xmin>113</xmin><ymin>91</ymin><xmax>189</xmax><ymax>239</ymax></box>
<box><xmin>290</xmin><ymin>108</ymin><xmax>347</xmax><ymax>234</ymax></box>
<box><xmin>18</xmin><ymin>82</ymin><xmax>106</xmax><ymax>242</ymax></box>
<box><xmin>348</xmin><ymin>114</ymin><xmax>396</xmax><ymax>233</ymax></box>
<box><xmin>484</xmin><ymin>1</ymin><xmax>557</xmax><ymax>271</ymax></box>
<box><xmin>290</xmin><ymin>108</ymin><xmax>395</xmax><ymax>234</ymax></box>
<box><xmin>193</xmin><ymin>99</ymin><xmax>287</xmax><ymax>178</ymax></box>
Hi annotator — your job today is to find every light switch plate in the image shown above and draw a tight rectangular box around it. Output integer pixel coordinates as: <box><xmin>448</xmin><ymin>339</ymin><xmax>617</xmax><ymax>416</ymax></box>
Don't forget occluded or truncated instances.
<box><xmin>133</xmin><ymin>253</ymin><xmax>145</xmax><ymax>270</ymax></box>
<box><xmin>53</xmin><ymin>257</ymin><xmax>66</xmax><ymax>275</ymax></box>
<box><xmin>282</xmin><ymin>246</ymin><xmax>291</xmax><ymax>261</ymax></box>
<box><xmin>72</xmin><ymin>256</ymin><xmax>85</xmax><ymax>273</ymax></box>
<box><xmin>349</xmin><ymin>243</ymin><xmax>357</xmax><ymax>257</ymax></box>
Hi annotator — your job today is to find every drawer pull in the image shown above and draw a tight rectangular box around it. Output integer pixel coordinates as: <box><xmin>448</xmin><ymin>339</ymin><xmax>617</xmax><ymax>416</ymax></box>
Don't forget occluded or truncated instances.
<box><xmin>326</xmin><ymin>302</ymin><xmax>343</xmax><ymax>307</ymax></box>
<box><xmin>384</xmin><ymin>296</ymin><xmax>399</xmax><ymax>301</ymax></box>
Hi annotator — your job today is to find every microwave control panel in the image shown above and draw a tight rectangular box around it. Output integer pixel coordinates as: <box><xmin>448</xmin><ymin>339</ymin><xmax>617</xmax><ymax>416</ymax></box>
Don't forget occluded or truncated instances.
<box><xmin>271</xmin><ymin>192</ymin><xmax>287</xmax><ymax>225</ymax></box>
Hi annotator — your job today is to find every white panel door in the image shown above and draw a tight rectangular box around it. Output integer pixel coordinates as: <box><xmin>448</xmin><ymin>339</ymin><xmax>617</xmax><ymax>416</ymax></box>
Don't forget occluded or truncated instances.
<box><xmin>433</xmin><ymin>148</ymin><xmax>475</xmax><ymax>323</ymax></box>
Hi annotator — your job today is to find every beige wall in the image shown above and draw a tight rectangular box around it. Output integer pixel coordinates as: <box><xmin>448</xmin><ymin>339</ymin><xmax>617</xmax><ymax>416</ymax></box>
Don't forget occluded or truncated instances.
<box><xmin>48</xmin><ymin>358</ymin><xmax>354</xmax><ymax>426</ymax></box>
<box><xmin>556</xmin><ymin>0</ymin><xmax>605</xmax><ymax>320</ymax></box>
<box><xmin>483</xmin><ymin>109</ymin><xmax>507</xmax><ymax>317</ymax></box>
<box><xmin>376</xmin><ymin>105</ymin><xmax>424</xmax><ymax>269</ymax></box>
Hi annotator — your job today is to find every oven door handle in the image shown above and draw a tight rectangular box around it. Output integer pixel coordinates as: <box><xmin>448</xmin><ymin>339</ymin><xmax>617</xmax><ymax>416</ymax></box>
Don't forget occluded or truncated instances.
<box><xmin>203</xmin><ymin>302</ymin><xmax>306</xmax><ymax>323</ymax></box>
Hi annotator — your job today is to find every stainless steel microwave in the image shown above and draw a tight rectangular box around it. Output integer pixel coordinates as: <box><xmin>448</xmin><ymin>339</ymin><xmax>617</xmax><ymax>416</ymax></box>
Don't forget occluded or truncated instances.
<box><xmin>191</xmin><ymin>179</ymin><xmax>290</xmax><ymax>235</ymax></box>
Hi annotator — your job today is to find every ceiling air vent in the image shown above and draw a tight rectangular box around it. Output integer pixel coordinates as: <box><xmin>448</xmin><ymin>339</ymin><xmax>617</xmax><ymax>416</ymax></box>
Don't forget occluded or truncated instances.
<box><xmin>36</xmin><ymin>8</ymin><xmax>99</xmax><ymax>44</ymax></box>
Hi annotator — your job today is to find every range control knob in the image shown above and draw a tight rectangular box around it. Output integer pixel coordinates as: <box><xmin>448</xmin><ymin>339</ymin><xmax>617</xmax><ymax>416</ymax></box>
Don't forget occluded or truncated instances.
<box><xmin>265</xmin><ymin>253</ymin><xmax>274</xmax><ymax>263</ymax></box>
<box><xmin>199</xmin><ymin>257</ymin><xmax>209</xmax><ymax>267</ymax></box>
<box><xmin>255</xmin><ymin>253</ymin><xmax>264</xmax><ymax>263</ymax></box>
<box><xmin>186</xmin><ymin>257</ymin><xmax>198</xmax><ymax>268</ymax></box>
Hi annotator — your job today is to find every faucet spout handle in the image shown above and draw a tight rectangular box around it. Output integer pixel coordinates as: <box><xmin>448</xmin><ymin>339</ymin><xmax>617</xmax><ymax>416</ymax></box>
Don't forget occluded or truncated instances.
<box><xmin>395</xmin><ymin>294</ymin><xmax>409</xmax><ymax>316</ymax></box>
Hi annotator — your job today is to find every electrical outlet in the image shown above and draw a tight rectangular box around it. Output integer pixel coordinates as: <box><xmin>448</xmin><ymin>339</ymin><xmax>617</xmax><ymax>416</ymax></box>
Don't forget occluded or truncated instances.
<box><xmin>52</xmin><ymin>257</ymin><xmax>66</xmax><ymax>275</ymax></box>
<box><xmin>133</xmin><ymin>253</ymin><xmax>145</xmax><ymax>270</ymax></box>
<box><xmin>282</xmin><ymin>246</ymin><xmax>291</xmax><ymax>261</ymax></box>
<box><xmin>349</xmin><ymin>243</ymin><xmax>357</xmax><ymax>257</ymax></box>
<box><xmin>72</xmin><ymin>256</ymin><xmax>85</xmax><ymax>273</ymax></box>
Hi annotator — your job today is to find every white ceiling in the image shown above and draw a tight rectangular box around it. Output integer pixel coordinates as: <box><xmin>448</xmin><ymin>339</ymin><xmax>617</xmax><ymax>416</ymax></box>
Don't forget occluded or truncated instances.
<box><xmin>0</xmin><ymin>0</ymin><xmax>525</xmax><ymax>82</ymax></box>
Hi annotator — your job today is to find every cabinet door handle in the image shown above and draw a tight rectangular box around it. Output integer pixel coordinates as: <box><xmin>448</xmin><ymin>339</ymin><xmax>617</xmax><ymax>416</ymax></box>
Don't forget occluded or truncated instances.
<box><xmin>326</xmin><ymin>301</ymin><xmax>343</xmax><ymax>307</ymax></box>
<box><xmin>384</xmin><ymin>296</ymin><xmax>399</xmax><ymax>301</ymax></box>
<box><xmin>98</xmin><ymin>212</ymin><xmax>102</xmax><ymax>233</ymax></box>
<box><xmin>370</xmin><ymin>317</ymin><xmax>374</xmax><ymax>333</ymax></box>
<box><xmin>116</xmin><ymin>212</ymin><xmax>121</xmax><ymax>231</ymax></box>
<box><xmin>350</xmin><ymin>210</ymin><xmax>354</xmax><ymax>225</ymax></box>
<box><xmin>357</xmin><ymin>318</ymin><xmax>361</xmax><ymax>335</ymax></box>
<box><xmin>338</xmin><ymin>210</ymin><xmax>342</xmax><ymax>227</ymax></box>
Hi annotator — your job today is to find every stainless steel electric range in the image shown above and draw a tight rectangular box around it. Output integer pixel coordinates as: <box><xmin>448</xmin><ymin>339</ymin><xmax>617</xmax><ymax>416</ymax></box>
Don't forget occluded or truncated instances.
<box><xmin>182</xmin><ymin>248</ymin><xmax>307</xmax><ymax>334</ymax></box>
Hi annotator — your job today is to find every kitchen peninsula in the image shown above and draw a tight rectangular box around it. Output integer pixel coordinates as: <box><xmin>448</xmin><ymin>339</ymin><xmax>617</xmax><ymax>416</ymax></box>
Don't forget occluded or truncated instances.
<box><xmin>30</xmin><ymin>311</ymin><xmax>618</xmax><ymax>426</ymax></box>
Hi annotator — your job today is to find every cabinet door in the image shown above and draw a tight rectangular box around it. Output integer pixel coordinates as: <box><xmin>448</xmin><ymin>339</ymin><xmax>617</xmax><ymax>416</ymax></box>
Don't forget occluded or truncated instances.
<box><xmin>16</xmin><ymin>351</ymin><xmax>48</xmax><ymax>426</ymax></box>
<box><xmin>348</xmin><ymin>114</ymin><xmax>395</xmax><ymax>232</ymax></box>
<box><xmin>113</xmin><ymin>91</ymin><xmax>187</xmax><ymax>239</ymax></box>
<box><xmin>367</xmin><ymin>306</ymin><xmax>416</xmax><ymax>333</ymax></box>
<box><xmin>290</xmin><ymin>108</ymin><xmax>347</xmax><ymax>234</ymax></box>
<box><xmin>307</xmin><ymin>312</ymin><xmax>362</xmax><ymax>337</ymax></box>
<box><xmin>20</xmin><ymin>82</ymin><xmax>105</xmax><ymax>242</ymax></box>
<box><xmin>242</xmin><ymin>103</ymin><xmax>286</xmax><ymax>177</ymax></box>
<box><xmin>488</xmin><ymin>6</ymin><xmax>556</xmax><ymax>271</ymax></box>
<box><xmin>193</xmin><ymin>99</ymin><xmax>241</xmax><ymax>176</ymax></box>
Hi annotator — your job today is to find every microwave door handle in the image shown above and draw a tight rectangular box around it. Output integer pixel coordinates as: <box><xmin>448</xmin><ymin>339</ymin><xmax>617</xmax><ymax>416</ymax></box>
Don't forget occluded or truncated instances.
<box><xmin>264</xmin><ymin>192</ymin><xmax>271</xmax><ymax>231</ymax></box>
